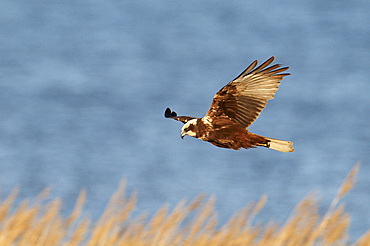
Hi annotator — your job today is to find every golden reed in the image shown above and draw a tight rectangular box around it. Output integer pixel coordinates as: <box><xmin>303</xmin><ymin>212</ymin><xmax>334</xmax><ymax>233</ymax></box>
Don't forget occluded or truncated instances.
<box><xmin>0</xmin><ymin>163</ymin><xmax>368</xmax><ymax>245</ymax></box>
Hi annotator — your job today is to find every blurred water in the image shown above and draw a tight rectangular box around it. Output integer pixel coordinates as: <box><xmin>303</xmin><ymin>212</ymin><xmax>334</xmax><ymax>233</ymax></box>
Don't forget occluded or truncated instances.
<box><xmin>0</xmin><ymin>0</ymin><xmax>369</xmax><ymax>240</ymax></box>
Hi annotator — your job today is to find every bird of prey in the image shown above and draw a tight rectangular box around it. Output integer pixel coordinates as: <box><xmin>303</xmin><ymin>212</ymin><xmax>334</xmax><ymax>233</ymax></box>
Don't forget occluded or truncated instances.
<box><xmin>164</xmin><ymin>56</ymin><xmax>294</xmax><ymax>152</ymax></box>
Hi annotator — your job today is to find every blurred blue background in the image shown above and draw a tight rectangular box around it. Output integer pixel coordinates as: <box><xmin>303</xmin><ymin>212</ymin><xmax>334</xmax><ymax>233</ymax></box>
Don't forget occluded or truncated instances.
<box><xmin>0</xmin><ymin>0</ymin><xmax>369</xmax><ymax>240</ymax></box>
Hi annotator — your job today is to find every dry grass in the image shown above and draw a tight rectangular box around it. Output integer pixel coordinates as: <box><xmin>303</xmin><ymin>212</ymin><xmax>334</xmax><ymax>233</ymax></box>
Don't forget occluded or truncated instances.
<box><xmin>0</xmin><ymin>163</ymin><xmax>369</xmax><ymax>246</ymax></box>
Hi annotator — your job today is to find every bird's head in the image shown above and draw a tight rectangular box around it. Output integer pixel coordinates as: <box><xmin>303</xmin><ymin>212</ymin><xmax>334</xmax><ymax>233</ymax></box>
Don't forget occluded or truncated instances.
<box><xmin>180</xmin><ymin>119</ymin><xmax>197</xmax><ymax>139</ymax></box>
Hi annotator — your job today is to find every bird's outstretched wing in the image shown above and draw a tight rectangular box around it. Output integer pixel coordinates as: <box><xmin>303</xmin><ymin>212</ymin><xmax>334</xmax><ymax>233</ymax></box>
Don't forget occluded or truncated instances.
<box><xmin>205</xmin><ymin>56</ymin><xmax>290</xmax><ymax>129</ymax></box>
<box><xmin>164</xmin><ymin>108</ymin><xmax>197</xmax><ymax>124</ymax></box>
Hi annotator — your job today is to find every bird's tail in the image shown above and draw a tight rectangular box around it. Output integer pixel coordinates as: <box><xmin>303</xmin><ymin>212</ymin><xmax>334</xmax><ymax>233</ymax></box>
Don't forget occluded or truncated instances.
<box><xmin>263</xmin><ymin>137</ymin><xmax>294</xmax><ymax>153</ymax></box>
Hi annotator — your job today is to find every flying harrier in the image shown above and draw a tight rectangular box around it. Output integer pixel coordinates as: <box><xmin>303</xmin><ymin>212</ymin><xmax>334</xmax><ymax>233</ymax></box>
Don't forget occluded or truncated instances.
<box><xmin>164</xmin><ymin>57</ymin><xmax>294</xmax><ymax>152</ymax></box>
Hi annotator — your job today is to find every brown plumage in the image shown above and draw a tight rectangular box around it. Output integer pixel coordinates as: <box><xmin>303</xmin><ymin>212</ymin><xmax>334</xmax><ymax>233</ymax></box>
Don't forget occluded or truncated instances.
<box><xmin>164</xmin><ymin>57</ymin><xmax>294</xmax><ymax>152</ymax></box>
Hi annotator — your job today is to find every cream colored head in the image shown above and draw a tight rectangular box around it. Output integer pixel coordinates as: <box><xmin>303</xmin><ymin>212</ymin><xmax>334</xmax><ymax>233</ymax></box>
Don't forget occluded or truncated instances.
<box><xmin>181</xmin><ymin>119</ymin><xmax>197</xmax><ymax>138</ymax></box>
